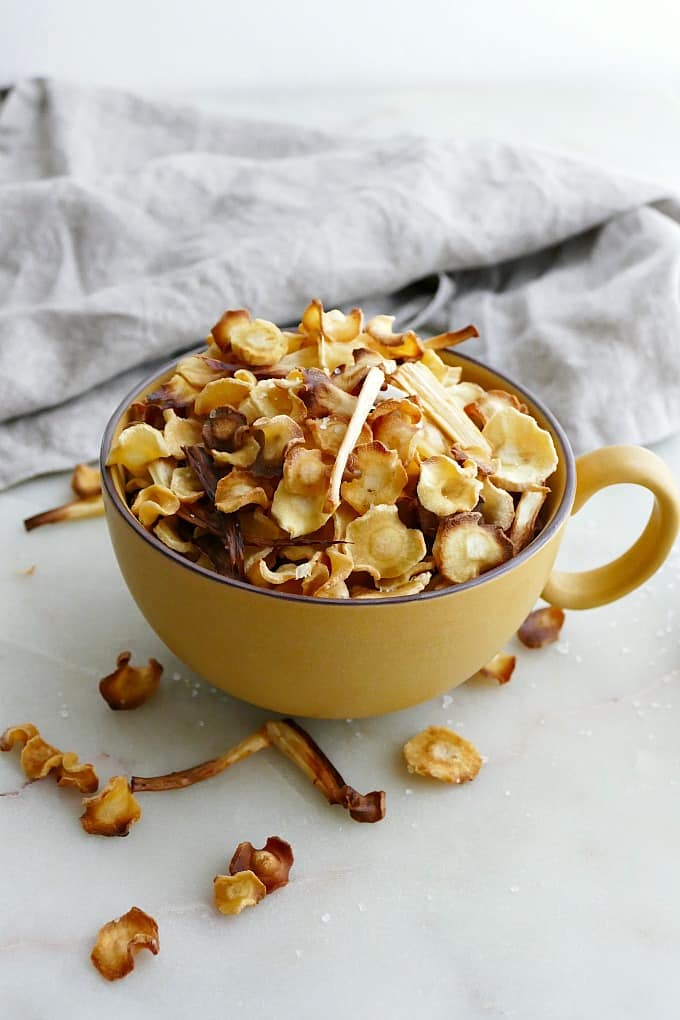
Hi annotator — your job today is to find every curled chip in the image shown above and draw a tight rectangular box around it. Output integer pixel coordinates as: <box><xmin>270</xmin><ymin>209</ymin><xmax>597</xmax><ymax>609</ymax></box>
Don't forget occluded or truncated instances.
<box><xmin>479</xmin><ymin>477</ymin><xmax>515</xmax><ymax>531</ymax></box>
<box><xmin>509</xmin><ymin>487</ymin><xmax>548</xmax><ymax>551</ymax></box>
<box><xmin>163</xmin><ymin>410</ymin><xmax>203</xmax><ymax>458</ymax></box>
<box><xmin>176</xmin><ymin>354</ymin><xmax>224</xmax><ymax>389</ymax></box>
<box><xmin>211</xmin><ymin>308</ymin><xmax>251</xmax><ymax>350</ymax></box>
<box><xmin>131</xmin><ymin>485</ymin><xmax>180</xmax><ymax>528</ymax></box>
<box><xmin>364</xmin><ymin>314</ymin><xmax>421</xmax><ymax>359</ymax></box>
<box><xmin>71</xmin><ymin>463</ymin><xmax>101</xmax><ymax>499</ymax></box>
<box><xmin>169</xmin><ymin>466</ymin><xmax>204</xmax><ymax>503</ymax></box>
<box><xmin>433</xmin><ymin>512</ymin><xmax>513</xmax><ymax>583</ymax></box>
<box><xmin>91</xmin><ymin>906</ymin><xmax>159</xmax><ymax>981</ymax></box>
<box><xmin>240</xmin><ymin>377</ymin><xmax>307</xmax><ymax>425</ymax></box>
<box><xmin>99</xmin><ymin>651</ymin><xmax>163</xmax><ymax>711</ymax></box>
<box><xmin>154</xmin><ymin>519</ymin><xmax>199</xmax><ymax>557</ymax></box>
<box><xmin>483</xmin><ymin>406</ymin><xmax>558</xmax><ymax>491</ymax></box>
<box><xmin>106</xmin><ymin>423</ymin><xmax>170</xmax><ymax>473</ymax></box>
<box><xmin>214</xmin><ymin>871</ymin><xmax>267</xmax><ymax>915</ymax></box>
<box><xmin>214</xmin><ymin>469</ymin><xmax>271</xmax><ymax>514</ymax></box>
<box><xmin>229</xmin><ymin>315</ymin><xmax>288</xmax><ymax>366</ymax></box>
<box><xmin>403</xmin><ymin>726</ymin><xmax>483</xmax><ymax>784</ymax></box>
<box><xmin>346</xmin><ymin>504</ymin><xmax>426</xmax><ymax>581</ymax></box>
<box><xmin>518</xmin><ymin>605</ymin><xmax>565</xmax><ymax>648</ymax></box>
<box><xmin>252</xmin><ymin>414</ymin><xmax>304</xmax><ymax>472</ymax></box>
<box><xmin>194</xmin><ymin>375</ymin><xmax>254</xmax><ymax>416</ymax></box>
<box><xmin>80</xmin><ymin>776</ymin><xmax>142</xmax><ymax>836</ymax></box>
<box><xmin>417</xmin><ymin>455</ymin><xmax>482</xmax><ymax>517</ymax></box>
<box><xmin>369</xmin><ymin>399</ymin><xmax>422</xmax><ymax>463</ymax></box>
<box><xmin>229</xmin><ymin>836</ymin><xmax>294</xmax><ymax>893</ymax></box>
<box><xmin>476</xmin><ymin>651</ymin><xmax>516</xmax><ymax>685</ymax></box>
<box><xmin>342</xmin><ymin>441</ymin><xmax>408</xmax><ymax>514</ymax></box>
<box><xmin>0</xmin><ymin>724</ymin><xmax>98</xmax><ymax>793</ymax></box>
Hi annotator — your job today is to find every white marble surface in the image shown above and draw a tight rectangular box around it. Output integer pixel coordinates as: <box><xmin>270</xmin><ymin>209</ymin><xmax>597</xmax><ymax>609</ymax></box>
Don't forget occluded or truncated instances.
<box><xmin>2</xmin><ymin>86</ymin><xmax>680</xmax><ymax>1020</ymax></box>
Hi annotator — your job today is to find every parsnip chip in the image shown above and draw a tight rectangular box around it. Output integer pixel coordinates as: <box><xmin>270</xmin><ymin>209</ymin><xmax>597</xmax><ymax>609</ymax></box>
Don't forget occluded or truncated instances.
<box><xmin>145</xmin><ymin>373</ymin><xmax>199</xmax><ymax>413</ymax></box>
<box><xmin>211</xmin><ymin>308</ymin><xmax>251</xmax><ymax>350</ymax></box>
<box><xmin>252</xmin><ymin>414</ymin><xmax>304</xmax><ymax>473</ymax></box>
<box><xmin>312</xmin><ymin>544</ymin><xmax>354</xmax><ymax>599</ymax></box>
<box><xmin>1</xmin><ymin>724</ymin><xmax>98</xmax><ymax>793</ymax></box>
<box><xmin>517</xmin><ymin>606</ymin><xmax>565</xmax><ymax>648</ymax></box>
<box><xmin>80</xmin><ymin>776</ymin><xmax>142</xmax><ymax>837</ymax></box>
<box><xmin>365</xmin><ymin>315</ymin><xmax>421</xmax><ymax>359</ymax></box>
<box><xmin>420</xmin><ymin>324</ymin><xmax>479</xmax><ymax>351</ymax></box>
<box><xmin>131</xmin><ymin>484</ymin><xmax>181</xmax><ymax>528</ymax></box>
<box><xmin>214</xmin><ymin>469</ymin><xmax>271</xmax><ymax>514</ymax></box>
<box><xmin>419</xmin><ymin>349</ymin><xmax>463</xmax><ymax>387</ymax></box>
<box><xmin>99</xmin><ymin>651</ymin><xmax>163</xmax><ymax>711</ymax></box>
<box><xmin>238</xmin><ymin>506</ymin><xmax>287</xmax><ymax>544</ymax></box>
<box><xmin>476</xmin><ymin>651</ymin><xmax>516</xmax><ymax>684</ymax></box>
<box><xmin>346</xmin><ymin>504</ymin><xmax>426</xmax><ymax>580</ymax></box>
<box><xmin>154</xmin><ymin>519</ymin><xmax>199</xmax><ymax>558</ymax></box>
<box><xmin>433</xmin><ymin>511</ymin><xmax>513</xmax><ymax>583</ymax></box>
<box><xmin>169</xmin><ymin>465</ymin><xmax>204</xmax><ymax>503</ymax></box>
<box><xmin>479</xmin><ymin>477</ymin><xmax>515</xmax><ymax>530</ymax></box>
<box><xmin>91</xmin><ymin>906</ymin><xmax>159</xmax><ymax>981</ymax></box>
<box><xmin>301</xmin><ymin>368</ymin><xmax>358</xmax><ymax>419</ymax></box>
<box><xmin>214</xmin><ymin>871</ymin><xmax>266</xmax><ymax>915</ymax></box>
<box><xmin>163</xmin><ymin>409</ymin><xmax>203</xmax><ymax>458</ymax></box>
<box><xmin>342</xmin><ymin>441</ymin><xmax>408</xmax><ymax>514</ymax></box>
<box><xmin>194</xmin><ymin>376</ymin><xmax>253</xmax><ymax>416</ymax></box>
<box><xmin>469</xmin><ymin>387</ymin><xmax>526</xmax><ymax>426</ymax></box>
<box><xmin>147</xmin><ymin>458</ymin><xmax>174</xmax><ymax>488</ymax></box>
<box><xmin>509</xmin><ymin>487</ymin><xmax>549</xmax><ymax>551</ymax></box>
<box><xmin>352</xmin><ymin>574</ymin><xmax>432</xmax><ymax>599</ymax></box>
<box><xmin>407</xmin><ymin>422</ymin><xmax>450</xmax><ymax>463</ymax></box>
<box><xmin>271</xmin><ymin>447</ymin><xmax>332</xmax><ymax>538</ymax></box>
<box><xmin>483</xmin><ymin>406</ymin><xmax>558</xmax><ymax>491</ymax></box>
<box><xmin>403</xmin><ymin>726</ymin><xmax>482</xmax><ymax>784</ymax></box>
<box><xmin>176</xmin><ymin>354</ymin><xmax>224</xmax><ymax>389</ymax></box>
<box><xmin>71</xmin><ymin>463</ymin><xmax>101</xmax><ymax>499</ymax></box>
<box><xmin>106</xmin><ymin>423</ymin><xmax>170</xmax><ymax>473</ymax></box>
<box><xmin>240</xmin><ymin>378</ymin><xmax>307</xmax><ymax>424</ymax></box>
<box><xmin>306</xmin><ymin>415</ymin><xmax>371</xmax><ymax>458</ymax></box>
<box><xmin>230</xmin><ymin>317</ymin><xmax>288</xmax><ymax>366</ymax></box>
<box><xmin>417</xmin><ymin>455</ymin><xmax>482</xmax><ymax>517</ymax></box>
<box><xmin>229</xmin><ymin>836</ymin><xmax>294</xmax><ymax>893</ymax></box>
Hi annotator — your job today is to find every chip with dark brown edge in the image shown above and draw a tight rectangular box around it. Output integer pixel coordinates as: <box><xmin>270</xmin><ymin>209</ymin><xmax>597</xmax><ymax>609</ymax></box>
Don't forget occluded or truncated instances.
<box><xmin>229</xmin><ymin>836</ymin><xmax>294</xmax><ymax>893</ymax></box>
<box><xmin>99</xmin><ymin>652</ymin><xmax>163</xmax><ymax>711</ymax></box>
<box><xmin>90</xmin><ymin>906</ymin><xmax>159</xmax><ymax>981</ymax></box>
<box><xmin>128</xmin><ymin>401</ymin><xmax>167</xmax><ymax>429</ymax></box>
<box><xmin>518</xmin><ymin>606</ymin><xmax>565</xmax><ymax>648</ymax></box>
<box><xmin>80</xmin><ymin>776</ymin><xmax>142</xmax><ymax>836</ymax></box>
<box><xmin>202</xmin><ymin>408</ymin><xmax>248</xmax><ymax>453</ymax></box>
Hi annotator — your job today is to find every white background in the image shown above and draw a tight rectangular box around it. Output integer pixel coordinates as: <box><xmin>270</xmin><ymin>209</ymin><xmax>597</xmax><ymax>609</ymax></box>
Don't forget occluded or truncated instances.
<box><xmin>1</xmin><ymin>0</ymin><xmax>680</xmax><ymax>92</ymax></box>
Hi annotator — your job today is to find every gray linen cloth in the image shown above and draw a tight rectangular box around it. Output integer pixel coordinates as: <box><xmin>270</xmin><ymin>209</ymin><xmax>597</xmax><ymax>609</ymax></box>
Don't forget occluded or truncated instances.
<box><xmin>1</xmin><ymin>78</ymin><xmax>679</xmax><ymax>491</ymax></box>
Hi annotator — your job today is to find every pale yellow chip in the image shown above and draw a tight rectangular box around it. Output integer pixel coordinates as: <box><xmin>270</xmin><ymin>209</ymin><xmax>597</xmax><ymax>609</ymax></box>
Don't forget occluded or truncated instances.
<box><xmin>214</xmin><ymin>470</ymin><xmax>271</xmax><ymax>514</ymax></box>
<box><xmin>252</xmin><ymin>414</ymin><xmax>304</xmax><ymax>470</ymax></box>
<box><xmin>106</xmin><ymin>423</ymin><xmax>170</xmax><ymax>474</ymax></box>
<box><xmin>271</xmin><ymin>447</ymin><xmax>332</xmax><ymax>538</ymax></box>
<box><xmin>147</xmin><ymin>457</ymin><xmax>175</xmax><ymax>488</ymax></box>
<box><xmin>131</xmin><ymin>484</ymin><xmax>181</xmax><ymax>528</ymax></box>
<box><xmin>162</xmin><ymin>410</ymin><xmax>204</xmax><ymax>458</ymax></box>
<box><xmin>403</xmin><ymin>725</ymin><xmax>482</xmax><ymax>783</ymax></box>
<box><xmin>214</xmin><ymin>871</ymin><xmax>267</xmax><ymax>915</ymax></box>
<box><xmin>483</xmin><ymin>406</ymin><xmax>558</xmax><ymax>491</ymax></box>
<box><xmin>406</xmin><ymin>422</ymin><xmax>450</xmax><ymax>463</ymax></box>
<box><xmin>240</xmin><ymin>378</ymin><xmax>307</xmax><ymax>424</ymax></box>
<box><xmin>479</xmin><ymin>476</ymin><xmax>515</xmax><ymax>530</ymax></box>
<box><xmin>509</xmin><ymin>486</ymin><xmax>549</xmax><ymax>550</ymax></box>
<box><xmin>419</xmin><ymin>349</ymin><xmax>463</xmax><ymax>387</ymax></box>
<box><xmin>230</xmin><ymin>318</ymin><xmax>288</xmax><ymax>366</ymax></box>
<box><xmin>417</xmin><ymin>455</ymin><xmax>482</xmax><ymax>517</ymax></box>
<box><xmin>211</xmin><ymin>433</ymin><xmax>261</xmax><ymax>468</ymax></box>
<box><xmin>433</xmin><ymin>511</ymin><xmax>513</xmax><ymax>583</ymax></box>
<box><xmin>342</xmin><ymin>441</ymin><xmax>408</xmax><ymax>514</ymax></box>
<box><xmin>194</xmin><ymin>376</ymin><xmax>254</xmax><ymax>416</ymax></box>
<box><xmin>176</xmin><ymin>354</ymin><xmax>224</xmax><ymax>388</ymax></box>
<box><xmin>345</xmin><ymin>504</ymin><xmax>426</xmax><ymax>580</ymax></box>
<box><xmin>154</xmin><ymin>518</ymin><xmax>199</xmax><ymax>557</ymax></box>
<box><xmin>170</xmin><ymin>465</ymin><xmax>204</xmax><ymax>503</ymax></box>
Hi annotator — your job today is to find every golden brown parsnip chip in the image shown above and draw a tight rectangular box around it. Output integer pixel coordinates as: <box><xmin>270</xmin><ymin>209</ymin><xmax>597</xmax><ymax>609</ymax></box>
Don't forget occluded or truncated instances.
<box><xmin>271</xmin><ymin>447</ymin><xmax>332</xmax><ymax>538</ymax></box>
<box><xmin>483</xmin><ymin>406</ymin><xmax>558</xmax><ymax>491</ymax></box>
<box><xmin>364</xmin><ymin>315</ymin><xmax>421</xmax><ymax>359</ymax></box>
<box><xmin>479</xmin><ymin>477</ymin><xmax>515</xmax><ymax>530</ymax></box>
<box><xmin>517</xmin><ymin>606</ymin><xmax>565</xmax><ymax>648</ymax></box>
<box><xmin>71</xmin><ymin>463</ymin><xmax>101</xmax><ymax>498</ymax></box>
<box><xmin>81</xmin><ymin>776</ymin><xmax>142</xmax><ymax>836</ymax></box>
<box><xmin>477</xmin><ymin>651</ymin><xmax>516</xmax><ymax>684</ymax></box>
<box><xmin>214</xmin><ymin>871</ymin><xmax>267</xmax><ymax>915</ymax></box>
<box><xmin>99</xmin><ymin>651</ymin><xmax>163</xmax><ymax>711</ymax></box>
<box><xmin>1</xmin><ymin>724</ymin><xmax>98</xmax><ymax>793</ymax></box>
<box><xmin>91</xmin><ymin>906</ymin><xmax>159</xmax><ymax>981</ymax></box>
<box><xmin>229</xmin><ymin>836</ymin><xmax>294</xmax><ymax>893</ymax></box>
<box><xmin>342</xmin><ymin>441</ymin><xmax>408</xmax><ymax>514</ymax></box>
<box><xmin>252</xmin><ymin>414</ymin><xmax>304</xmax><ymax>472</ymax></box>
<box><xmin>230</xmin><ymin>318</ymin><xmax>288</xmax><ymax>366</ymax></box>
<box><xmin>211</xmin><ymin>308</ymin><xmax>251</xmax><ymax>350</ymax></box>
<box><xmin>131</xmin><ymin>485</ymin><xmax>181</xmax><ymax>528</ymax></box>
<box><xmin>194</xmin><ymin>375</ymin><xmax>253</xmax><ymax>416</ymax></box>
<box><xmin>433</xmin><ymin>511</ymin><xmax>513</xmax><ymax>583</ymax></box>
<box><xmin>417</xmin><ymin>455</ymin><xmax>482</xmax><ymax>517</ymax></box>
<box><xmin>214</xmin><ymin>469</ymin><xmax>271</xmax><ymax>514</ymax></box>
<box><xmin>346</xmin><ymin>504</ymin><xmax>426</xmax><ymax>581</ymax></box>
<box><xmin>403</xmin><ymin>726</ymin><xmax>482</xmax><ymax>783</ymax></box>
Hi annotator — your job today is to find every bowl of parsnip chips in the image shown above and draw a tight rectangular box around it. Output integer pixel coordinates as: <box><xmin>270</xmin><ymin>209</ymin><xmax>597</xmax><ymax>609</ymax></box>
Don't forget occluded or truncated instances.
<box><xmin>101</xmin><ymin>301</ymin><xmax>680</xmax><ymax>717</ymax></box>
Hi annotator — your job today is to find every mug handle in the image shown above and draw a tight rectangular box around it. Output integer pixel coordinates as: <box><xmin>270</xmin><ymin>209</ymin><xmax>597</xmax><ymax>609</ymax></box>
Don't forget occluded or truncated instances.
<box><xmin>542</xmin><ymin>445</ymin><xmax>680</xmax><ymax>610</ymax></box>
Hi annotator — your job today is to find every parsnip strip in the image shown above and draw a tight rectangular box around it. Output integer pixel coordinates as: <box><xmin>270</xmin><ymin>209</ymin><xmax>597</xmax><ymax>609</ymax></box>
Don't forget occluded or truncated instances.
<box><xmin>326</xmin><ymin>366</ymin><xmax>385</xmax><ymax>510</ymax></box>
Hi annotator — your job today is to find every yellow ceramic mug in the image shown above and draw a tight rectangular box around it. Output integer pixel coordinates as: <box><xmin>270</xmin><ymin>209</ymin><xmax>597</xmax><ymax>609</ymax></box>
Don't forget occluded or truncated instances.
<box><xmin>101</xmin><ymin>351</ymin><xmax>680</xmax><ymax>718</ymax></box>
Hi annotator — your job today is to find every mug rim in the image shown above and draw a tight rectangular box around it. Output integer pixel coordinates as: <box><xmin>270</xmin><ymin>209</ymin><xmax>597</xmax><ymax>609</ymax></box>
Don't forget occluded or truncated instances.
<box><xmin>100</xmin><ymin>347</ymin><xmax>576</xmax><ymax>607</ymax></box>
